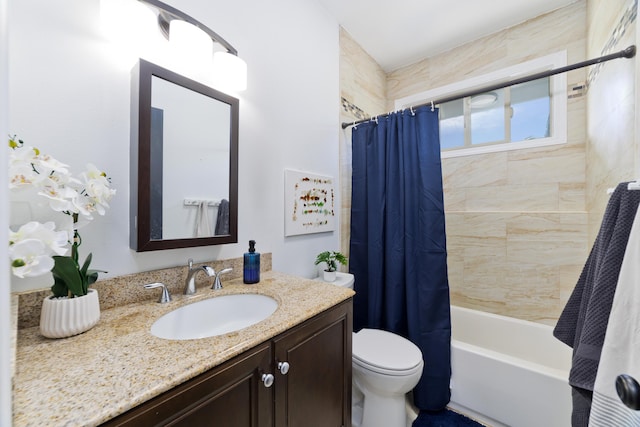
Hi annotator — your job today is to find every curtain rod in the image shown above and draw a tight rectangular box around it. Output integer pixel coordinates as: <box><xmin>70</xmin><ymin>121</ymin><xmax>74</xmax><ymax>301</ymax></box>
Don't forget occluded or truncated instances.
<box><xmin>342</xmin><ymin>45</ymin><xmax>636</xmax><ymax>129</ymax></box>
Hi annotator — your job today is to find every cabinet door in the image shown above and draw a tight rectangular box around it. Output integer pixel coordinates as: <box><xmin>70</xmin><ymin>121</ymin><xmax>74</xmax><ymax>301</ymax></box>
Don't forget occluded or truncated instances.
<box><xmin>103</xmin><ymin>343</ymin><xmax>273</xmax><ymax>427</ymax></box>
<box><xmin>273</xmin><ymin>300</ymin><xmax>352</xmax><ymax>427</ymax></box>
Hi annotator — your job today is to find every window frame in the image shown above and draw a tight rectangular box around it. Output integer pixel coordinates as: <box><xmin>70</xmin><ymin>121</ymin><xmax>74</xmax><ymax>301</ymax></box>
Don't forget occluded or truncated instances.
<box><xmin>394</xmin><ymin>51</ymin><xmax>568</xmax><ymax>159</ymax></box>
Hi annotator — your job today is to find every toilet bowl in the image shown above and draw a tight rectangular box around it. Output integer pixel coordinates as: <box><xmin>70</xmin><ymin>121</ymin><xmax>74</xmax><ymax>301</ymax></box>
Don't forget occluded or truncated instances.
<box><xmin>315</xmin><ymin>272</ymin><xmax>424</xmax><ymax>427</ymax></box>
<box><xmin>352</xmin><ymin>328</ymin><xmax>423</xmax><ymax>427</ymax></box>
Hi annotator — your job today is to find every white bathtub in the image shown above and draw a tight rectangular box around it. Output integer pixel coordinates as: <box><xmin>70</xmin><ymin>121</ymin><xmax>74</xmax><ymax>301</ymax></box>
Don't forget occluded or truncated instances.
<box><xmin>449</xmin><ymin>305</ymin><xmax>573</xmax><ymax>427</ymax></box>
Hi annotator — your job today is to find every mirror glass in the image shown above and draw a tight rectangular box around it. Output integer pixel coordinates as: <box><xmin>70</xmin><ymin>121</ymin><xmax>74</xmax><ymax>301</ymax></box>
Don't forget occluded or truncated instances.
<box><xmin>131</xmin><ymin>59</ymin><xmax>238</xmax><ymax>251</ymax></box>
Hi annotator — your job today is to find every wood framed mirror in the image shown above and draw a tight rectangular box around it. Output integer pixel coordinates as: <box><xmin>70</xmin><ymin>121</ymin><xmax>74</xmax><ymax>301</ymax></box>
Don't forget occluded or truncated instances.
<box><xmin>130</xmin><ymin>59</ymin><xmax>238</xmax><ymax>251</ymax></box>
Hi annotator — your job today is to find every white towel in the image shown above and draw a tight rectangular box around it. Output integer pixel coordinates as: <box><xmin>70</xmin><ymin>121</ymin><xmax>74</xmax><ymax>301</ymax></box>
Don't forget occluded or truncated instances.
<box><xmin>589</xmin><ymin>206</ymin><xmax>640</xmax><ymax>426</ymax></box>
<box><xmin>194</xmin><ymin>201</ymin><xmax>212</xmax><ymax>237</ymax></box>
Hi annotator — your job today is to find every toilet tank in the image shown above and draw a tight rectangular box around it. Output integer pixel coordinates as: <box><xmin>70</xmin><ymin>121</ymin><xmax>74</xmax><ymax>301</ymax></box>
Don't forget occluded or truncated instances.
<box><xmin>314</xmin><ymin>272</ymin><xmax>354</xmax><ymax>289</ymax></box>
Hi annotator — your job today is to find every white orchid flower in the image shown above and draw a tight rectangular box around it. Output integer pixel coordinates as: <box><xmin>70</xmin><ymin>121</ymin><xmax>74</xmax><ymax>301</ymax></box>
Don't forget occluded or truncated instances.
<box><xmin>7</xmin><ymin>138</ymin><xmax>115</xmax><ymax>283</ymax></box>
<box><xmin>9</xmin><ymin>144</ymin><xmax>72</xmax><ymax>190</ymax></box>
<box><xmin>8</xmin><ymin>162</ymin><xmax>39</xmax><ymax>189</ymax></box>
<box><xmin>8</xmin><ymin>221</ymin><xmax>69</xmax><ymax>279</ymax></box>
<box><xmin>37</xmin><ymin>182</ymin><xmax>80</xmax><ymax>214</ymax></box>
<box><xmin>33</xmin><ymin>152</ymin><xmax>70</xmax><ymax>175</ymax></box>
<box><xmin>9</xmin><ymin>221</ymin><xmax>69</xmax><ymax>256</ymax></box>
<box><xmin>9</xmin><ymin>146</ymin><xmax>41</xmax><ymax>189</ymax></box>
<box><xmin>82</xmin><ymin>164</ymin><xmax>116</xmax><ymax>201</ymax></box>
<box><xmin>9</xmin><ymin>239</ymin><xmax>56</xmax><ymax>278</ymax></box>
<box><xmin>9</xmin><ymin>144</ymin><xmax>38</xmax><ymax>165</ymax></box>
<box><xmin>71</xmin><ymin>196</ymin><xmax>97</xmax><ymax>220</ymax></box>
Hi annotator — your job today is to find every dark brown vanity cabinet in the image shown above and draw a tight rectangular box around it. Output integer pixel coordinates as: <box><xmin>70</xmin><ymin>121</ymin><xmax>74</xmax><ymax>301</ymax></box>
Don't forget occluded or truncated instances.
<box><xmin>103</xmin><ymin>300</ymin><xmax>352</xmax><ymax>427</ymax></box>
<box><xmin>102</xmin><ymin>343</ymin><xmax>273</xmax><ymax>427</ymax></box>
<box><xmin>274</xmin><ymin>301</ymin><xmax>352</xmax><ymax>427</ymax></box>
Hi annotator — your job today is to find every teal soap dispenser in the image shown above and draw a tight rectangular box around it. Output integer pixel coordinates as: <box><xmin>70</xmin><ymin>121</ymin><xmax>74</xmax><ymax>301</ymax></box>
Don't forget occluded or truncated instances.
<box><xmin>243</xmin><ymin>240</ymin><xmax>260</xmax><ymax>284</ymax></box>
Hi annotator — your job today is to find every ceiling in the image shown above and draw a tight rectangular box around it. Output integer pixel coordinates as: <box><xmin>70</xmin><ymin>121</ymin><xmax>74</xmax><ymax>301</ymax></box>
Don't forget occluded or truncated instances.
<box><xmin>317</xmin><ymin>0</ymin><xmax>579</xmax><ymax>72</ymax></box>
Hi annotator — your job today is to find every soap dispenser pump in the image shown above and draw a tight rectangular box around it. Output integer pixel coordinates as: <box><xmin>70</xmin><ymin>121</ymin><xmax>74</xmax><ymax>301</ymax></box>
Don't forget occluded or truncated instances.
<box><xmin>243</xmin><ymin>240</ymin><xmax>260</xmax><ymax>284</ymax></box>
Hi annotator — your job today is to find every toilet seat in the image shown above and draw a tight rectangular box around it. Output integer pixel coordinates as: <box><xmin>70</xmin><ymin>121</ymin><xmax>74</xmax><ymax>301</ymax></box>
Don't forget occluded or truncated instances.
<box><xmin>352</xmin><ymin>329</ymin><xmax>423</xmax><ymax>376</ymax></box>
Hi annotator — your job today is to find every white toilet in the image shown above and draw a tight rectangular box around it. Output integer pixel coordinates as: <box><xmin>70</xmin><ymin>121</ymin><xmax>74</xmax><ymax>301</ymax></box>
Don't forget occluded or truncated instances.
<box><xmin>315</xmin><ymin>272</ymin><xmax>424</xmax><ymax>427</ymax></box>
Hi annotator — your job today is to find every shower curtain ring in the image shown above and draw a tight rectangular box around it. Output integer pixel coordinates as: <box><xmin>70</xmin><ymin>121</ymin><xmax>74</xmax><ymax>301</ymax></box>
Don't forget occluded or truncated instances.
<box><xmin>410</xmin><ymin>106</ymin><xmax>415</xmax><ymax>116</ymax></box>
<box><xmin>431</xmin><ymin>101</ymin><xmax>435</xmax><ymax>112</ymax></box>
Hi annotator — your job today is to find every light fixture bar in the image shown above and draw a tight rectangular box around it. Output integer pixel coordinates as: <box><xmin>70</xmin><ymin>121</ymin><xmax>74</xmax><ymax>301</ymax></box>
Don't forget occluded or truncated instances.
<box><xmin>138</xmin><ymin>0</ymin><xmax>238</xmax><ymax>55</ymax></box>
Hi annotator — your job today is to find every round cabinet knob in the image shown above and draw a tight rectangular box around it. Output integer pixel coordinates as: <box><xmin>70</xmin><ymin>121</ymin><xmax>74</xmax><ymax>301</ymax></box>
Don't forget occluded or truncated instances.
<box><xmin>278</xmin><ymin>361</ymin><xmax>290</xmax><ymax>375</ymax></box>
<box><xmin>261</xmin><ymin>373</ymin><xmax>274</xmax><ymax>388</ymax></box>
<box><xmin>616</xmin><ymin>374</ymin><xmax>640</xmax><ymax>410</ymax></box>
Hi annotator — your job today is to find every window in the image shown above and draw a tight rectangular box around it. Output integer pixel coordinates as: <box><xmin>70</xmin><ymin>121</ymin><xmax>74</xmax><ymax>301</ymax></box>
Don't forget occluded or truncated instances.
<box><xmin>395</xmin><ymin>51</ymin><xmax>567</xmax><ymax>158</ymax></box>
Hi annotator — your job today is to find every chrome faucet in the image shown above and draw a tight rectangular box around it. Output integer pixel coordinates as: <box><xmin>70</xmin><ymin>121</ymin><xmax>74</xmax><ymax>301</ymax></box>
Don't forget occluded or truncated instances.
<box><xmin>184</xmin><ymin>258</ymin><xmax>215</xmax><ymax>295</ymax></box>
<box><xmin>143</xmin><ymin>282</ymin><xmax>172</xmax><ymax>303</ymax></box>
<box><xmin>212</xmin><ymin>268</ymin><xmax>233</xmax><ymax>290</ymax></box>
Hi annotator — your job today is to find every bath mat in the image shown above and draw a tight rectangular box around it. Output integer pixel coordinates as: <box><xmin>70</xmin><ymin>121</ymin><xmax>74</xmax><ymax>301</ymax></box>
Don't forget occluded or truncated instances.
<box><xmin>412</xmin><ymin>409</ymin><xmax>485</xmax><ymax>427</ymax></box>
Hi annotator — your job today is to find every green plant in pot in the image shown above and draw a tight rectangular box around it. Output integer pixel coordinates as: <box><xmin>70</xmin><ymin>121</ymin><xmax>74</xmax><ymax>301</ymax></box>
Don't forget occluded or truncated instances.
<box><xmin>314</xmin><ymin>250</ymin><xmax>347</xmax><ymax>282</ymax></box>
<box><xmin>7</xmin><ymin>135</ymin><xmax>116</xmax><ymax>338</ymax></box>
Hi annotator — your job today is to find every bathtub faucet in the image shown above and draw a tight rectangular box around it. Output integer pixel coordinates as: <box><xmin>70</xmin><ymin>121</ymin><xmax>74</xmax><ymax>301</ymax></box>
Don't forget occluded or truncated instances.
<box><xmin>184</xmin><ymin>258</ymin><xmax>215</xmax><ymax>295</ymax></box>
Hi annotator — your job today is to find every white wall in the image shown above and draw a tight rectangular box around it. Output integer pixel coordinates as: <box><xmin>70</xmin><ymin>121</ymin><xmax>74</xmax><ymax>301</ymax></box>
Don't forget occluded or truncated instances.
<box><xmin>8</xmin><ymin>0</ymin><xmax>341</xmax><ymax>293</ymax></box>
<box><xmin>1</xmin><ymin>0</ymin><xmax>11</xmax><ymax>421</ymax></box>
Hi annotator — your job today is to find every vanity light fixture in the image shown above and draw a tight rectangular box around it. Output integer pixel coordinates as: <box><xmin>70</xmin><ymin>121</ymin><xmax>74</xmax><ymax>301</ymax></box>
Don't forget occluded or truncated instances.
<box><xmin>212</xmin><ymin>51</ymin><xmax>248</xmax><ymax>92</ymax></box>
<box><xmin>169</xmin><ymin>19</ymin><xmax>214</xmax><ymax>70</ymax></box>
<box><xmin>138</xmin><ymin>0</ymin><xmax>248</xmax><ymax>91</ymax></box>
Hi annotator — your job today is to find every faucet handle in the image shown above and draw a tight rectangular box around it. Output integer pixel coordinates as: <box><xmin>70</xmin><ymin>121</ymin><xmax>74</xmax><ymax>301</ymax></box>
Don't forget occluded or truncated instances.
<box><xmin>212</xmin><ymin>268</ymin><xmax>233</xmax><ymax>290</ymax></box>
<box><xmin>144</xmin><ymin>282</ymin><xmax>172</xmax><ymax>303</ymax></box>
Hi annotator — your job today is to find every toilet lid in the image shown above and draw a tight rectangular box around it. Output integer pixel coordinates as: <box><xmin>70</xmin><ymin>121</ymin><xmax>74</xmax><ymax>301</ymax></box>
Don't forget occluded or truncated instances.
<box><xmin>352</xmin><ymin>329</ymin><xmax>423</xmax><ymax>372</ymax></box>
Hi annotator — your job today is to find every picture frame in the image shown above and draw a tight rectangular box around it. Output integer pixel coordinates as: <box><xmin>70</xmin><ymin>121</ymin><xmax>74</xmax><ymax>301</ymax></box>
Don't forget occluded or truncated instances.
<box><xmin>284</xmin><ymin>169</ymin><xmax>335</xmax><ymax>236</ymax></box>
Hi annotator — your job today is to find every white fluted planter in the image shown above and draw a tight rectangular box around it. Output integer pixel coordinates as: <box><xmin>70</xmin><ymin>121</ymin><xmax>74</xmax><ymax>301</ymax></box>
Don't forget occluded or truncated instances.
<box><xmin>39</xmin><ymin>289</ymin><xmax>101</xmax><ymax>339</ymax></box>
<box><xmin>323</xmin><ymin>270</ymin><xmax>337</xmax><ymax>282</ymax></box>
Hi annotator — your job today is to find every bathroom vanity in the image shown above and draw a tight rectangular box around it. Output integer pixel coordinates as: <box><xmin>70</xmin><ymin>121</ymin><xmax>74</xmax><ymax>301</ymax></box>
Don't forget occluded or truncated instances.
<box><xmin>12</xmin><ymin>271</ymin><xmax>353</xmax><ymax>427</ymax></box>
<box><xmin>103</xmin><ymin>300</ymin><xmax>352</xmax><ymax>426</ymax></box>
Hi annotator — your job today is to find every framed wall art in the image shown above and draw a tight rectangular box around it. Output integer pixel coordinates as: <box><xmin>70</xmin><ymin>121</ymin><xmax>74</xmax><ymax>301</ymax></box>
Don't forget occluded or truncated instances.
<box><xmin>284</xmin><ymin>169</ymin><xmax>335</xmax><ymax>236</ymax></box>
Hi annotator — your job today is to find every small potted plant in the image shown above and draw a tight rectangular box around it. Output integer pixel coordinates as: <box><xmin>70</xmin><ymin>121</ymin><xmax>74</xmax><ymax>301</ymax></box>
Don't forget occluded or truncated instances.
<box><xmin>314</xmin><ymin>250</ymin><xmax>347</xmax><ymax>282</ymax></box>
<box><xmin>8</xmin><ymin>136</ymin><xmax>116</xmax><ymax>338</ymax></box>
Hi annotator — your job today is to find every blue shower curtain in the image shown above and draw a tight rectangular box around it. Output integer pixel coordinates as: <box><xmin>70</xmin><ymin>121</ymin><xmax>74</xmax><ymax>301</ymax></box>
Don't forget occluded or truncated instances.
<box><xmin>349</xmin><ymin>105</ymin><xmax>451</xmax><ymax>411</ymax></box>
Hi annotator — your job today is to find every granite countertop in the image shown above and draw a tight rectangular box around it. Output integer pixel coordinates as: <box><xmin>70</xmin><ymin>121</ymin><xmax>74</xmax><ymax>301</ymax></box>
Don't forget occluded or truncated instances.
<box><xmin>13</xmin><ymin>271</ymin><xmax>354</xmax><ymax>427</ymax></box>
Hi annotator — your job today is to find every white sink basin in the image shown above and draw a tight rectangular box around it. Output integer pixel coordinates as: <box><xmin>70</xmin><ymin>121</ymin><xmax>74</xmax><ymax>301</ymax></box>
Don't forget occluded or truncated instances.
<box><xmin>150</xmin><ymin>294</ymin><xmax>278</xmax><ymax>340</ymax></box>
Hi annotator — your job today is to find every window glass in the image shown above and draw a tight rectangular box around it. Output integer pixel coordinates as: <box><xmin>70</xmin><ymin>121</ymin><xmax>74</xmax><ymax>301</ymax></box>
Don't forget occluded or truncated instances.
<box><xmin>439</xmin><ymin>99</ymin><xmax>464</xmax><ymax>150</ymax></box>
<box><xmin>470</xmin><ymin>89</ymin><xmax>505</xmax><ymax>145</ymax></box>
<box><xmin>511</xmin><ymin>78</ymin><xmax>550</xmax><ymax>141</ymax></box>
<box><xmin>438</xmin><ymin>78</ymin><xmax>551</xmax><ymax>151</ymax></box>
<box><xmin>396</xmin><ymin>51</ymin><xmax>567</xmax><ymax>157</ymax></box>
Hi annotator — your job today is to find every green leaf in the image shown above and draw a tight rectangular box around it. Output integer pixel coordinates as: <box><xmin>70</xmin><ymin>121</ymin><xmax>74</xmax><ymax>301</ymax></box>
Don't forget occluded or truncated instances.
<box><xmin>334</xmin><ymin>252</ymin><xmax>348</xmax><ymax>265</ymax></box>
<box><xmin>314</xmin><ymin>251</ymin><xmax>348</xmax><ymax>272</ymax></box>
<box><xmin>51</xmin><ymin>276</ymin><xmax>69</xmax><ymax>298</ymax></box>
<box><xmin>79</xmin><ymin>253</ymin><xmax>93</xmax><ymax>295</ymax></box>
<box><xmin>51</xmin><ymin>256</ymin><xmax>83</xmax><ymax>297</ymax></box>
<box><xmin>314</xmin><ymin>251</ymin><xmax>331</xmax><ymax>265</ymax></box>
<box><xmin>80</xmin><ymin>252</ymin><xmax>92</xmax><ymax>275</ymax></box>
<box><xmin>86</xmin><ymin>270</ymin><xmax>101</xmax><ymax>285</ymax></box>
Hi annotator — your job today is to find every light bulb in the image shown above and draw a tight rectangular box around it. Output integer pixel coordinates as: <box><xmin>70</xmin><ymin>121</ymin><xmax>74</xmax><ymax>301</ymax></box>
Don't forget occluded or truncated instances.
<box><xmin>212</xmin><ymin>51</ymin><xmax>248</xmax><ymax>92</ymax></box>
<box><xmin>169</xmin><ymin>20</ymin><xmax>213</xmax><ymax>69</ymax></box>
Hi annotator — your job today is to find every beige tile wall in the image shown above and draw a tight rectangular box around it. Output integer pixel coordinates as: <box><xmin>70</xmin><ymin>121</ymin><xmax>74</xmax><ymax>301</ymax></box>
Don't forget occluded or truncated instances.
<box><xmin>339</xmin><ymin>0</ymin><xmax>637</xmax><ymax>325</ymax></box>
<box><xmin>339</xmin><ymin>28</ymin><xmax>388</xmax><ymax>262</ymax></box>
<box><xmin>586</xmin><ymin>0</ymin><xmax>638</xmax><ymax>243</ymax></box>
